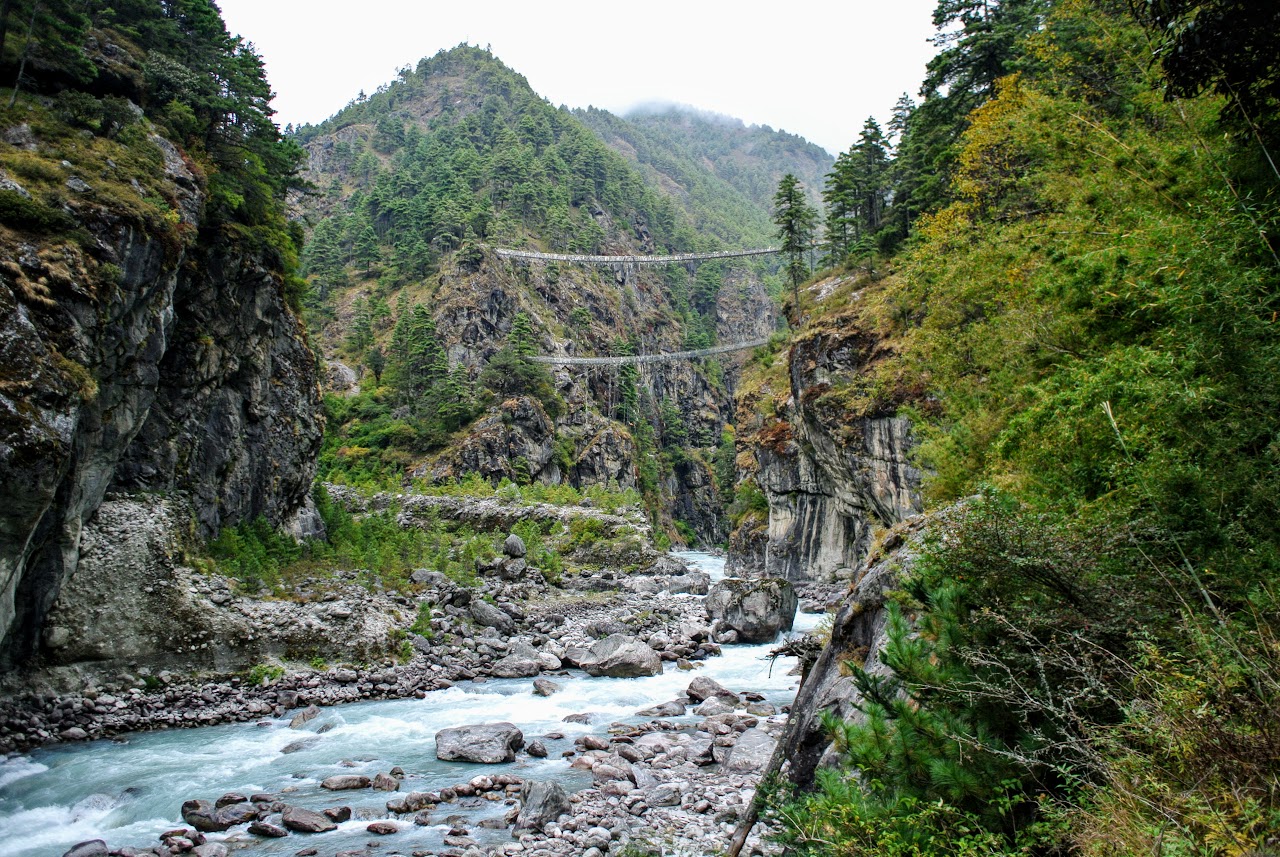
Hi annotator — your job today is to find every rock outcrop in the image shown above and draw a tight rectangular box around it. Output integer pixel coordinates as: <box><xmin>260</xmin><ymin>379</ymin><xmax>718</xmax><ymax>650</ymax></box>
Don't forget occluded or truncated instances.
<box><xmin>729</xmin><ymin>293</ymin><xmax>922</xmax><ymax>583</ymax></box>
<box><xmin>0</xmin><ymin>123</ymin><xmax>321</xmax><ymax>670</ymax></box>
<box><xmin>706</xmin><ymin>578</ymin><xmax>797</xmax><ymax>643</ymax></box>
<box><xmin>26</xmin><ymin>495</ymin><xmax>398</xmax><ymax>688</ymax></box>
<box><xmin>773</xmin><ymin>515</ymin><xmax>926</xmax><ymax>789</ymax></box>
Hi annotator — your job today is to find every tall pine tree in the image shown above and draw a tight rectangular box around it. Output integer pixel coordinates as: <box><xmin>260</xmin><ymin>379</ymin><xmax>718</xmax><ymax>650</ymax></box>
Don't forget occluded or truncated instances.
<box><xmin>773</xmin><ymin>173</ymin><xmax>817</xmax><ymax>324</ymax></box>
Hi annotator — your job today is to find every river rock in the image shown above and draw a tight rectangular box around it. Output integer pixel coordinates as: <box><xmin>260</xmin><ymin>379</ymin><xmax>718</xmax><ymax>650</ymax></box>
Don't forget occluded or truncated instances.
<box><xmin>387</xmin><ymin>791</ymin><xmax>435</xmax><ymax>814</ymax></box>
<box><xmin>181</xmin><ymin>799</ymin><xmax>232</xmax><ymax>832</ymax></box>
<box><xmin>61</xmin><ymin>841</ymin><xmax>108</xmax><ymax>857</ymax></box>
<box><xmin>636</xmin><ymin>699</ymin><xmax>687</xmax><ymax>717</ymax></box>
<box><xmin>532</xmin><ymin>677</ymin><xmax>562</xmax><ymax>696</ymax></box>
<box><xmin>214</xmin><ymin>793</ymin><xmax>247</xmax><ymax>808</ymax></box>
<box><xmin>470</xmin><ymin>599</ymin><xmax>515</xmax><ymax>634</ymax></box>
<box><xmin>367</xmin><ymin>820</ymin><xmax>399</xmax><ymax>834</ymax></box>
<box><xmin>686</xmin><ymin>676</ymin><xmax>738</xmax><ymax>703</ymax></box>
<box><xmin>372</xmin><ymin>772</ymin><xmax>399</xmax><ymax>791</ymax></box>
<box><xmin>192</xmin><ymin>844</ymin><xmax>228</xmax><ymax>857</ymax></box>
<box><xmin>514</xmin><ymin>780</ymin><xmax>571</xmax><ymax>832</ymax></box>
<box><xmin>247</xmin><ymin>820</ymin><xmax>288</xmax><ymax>837</ymax></box>
<box><xmin>289</xmin><ymin>705</ymin><xmax>320</xmax><ymax>728</ymax></box>
<box><xmin>527</xmin><ymin>739</ymin><xmax>548</xmax><ymax>757</ymax></box>
<box><xmin>281</xmin><ymin>805</ymin><xmax>337</xmax><ymax>833</ymax></box>
<box><xmin>578</xmin><ymin>634</ymin><xmax>663</xmax><ymax>677</ymax></box>
<box><xmin>323</xmin><ymin>806</ymin><xmax>352</xmax><ymax>822</ymax></box>
<box><xmin>724</xmin><ymin>727</ymin><xmax>777</xmax><ymax>772</ymax></box>
<box><xmin>321</xmin><ymin>774</ymin><xmax>371</xmax><ymax>790</ymax></box>
<box><xmin>213</xmin><ymin>803</ymin><xmax>258</xmax><ymax>826</ymax></box>
<box><xmin>706</xmin><ymin>578</ymin><xmax>797</xmax><ymax>642</ymax></box>
<box><xmin>435</xmin><ymin>722</ymin><xmax>525</xmax><ymax>763</ymax></box>
<box><xmin>491</xmin><ymin>653</ymin><xmax>540</xmax><ymax>678</ymax></box>
<box><xmin>695</xmin><ymin>696</ymin><xmax>737</xmax><ymax>716</ymax></box>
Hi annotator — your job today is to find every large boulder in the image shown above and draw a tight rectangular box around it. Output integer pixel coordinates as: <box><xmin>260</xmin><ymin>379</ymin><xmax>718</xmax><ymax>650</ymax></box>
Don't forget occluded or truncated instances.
<box><xmin>435</xmin><ymin>722</ymin><xmax>525</xmax><ymax>763</ymax></box>
<box><xmin>723</xmin><ymin>727</ymin><xmax>777</xmax><ymax>772</ymax></box>
<box><xmin>514</xmin><ymin>780</ymin><xmax>572</xmax><ymax>833</ymax></box>
<box><xmin>491</xmin><ymin>652</ymin><xmax>541</xmax><ymax>678</ymax></box>
<box><xmin>180</xmin><ymin>799</ymin><xmax>232</xmax><ymax>832</ymax></box>
<box><xmin>578</xmin><ymin>634</ymin><xmax>663</xmax><ymax>678</ymax></box>
<box><xmin>281</xmin><ymin>805</ymin><xmax>337</xmax><ymax>833</ymax></box>
<box><xmin>706</xmin><ymin>578</ymin><xmax>797</xmax><ymax>643</ymax></box>
<box><xmin>321</xmin><ymin>774</ymin><xmax>371</xmax><ymax>791</ymax></box>
<box><xmin>503</xmin><ymin>533</ymin><xmax>527</xmax><ymax>558</ymax></box>
<box><xmin>686</xmin><ymin>676</ymin><xmax>738</xmax><ymax>703</ymax></box>
<box><xmin>470</xmin><ymin>599</ymin><xmax>515</xmax><ymax>634</ymax></box>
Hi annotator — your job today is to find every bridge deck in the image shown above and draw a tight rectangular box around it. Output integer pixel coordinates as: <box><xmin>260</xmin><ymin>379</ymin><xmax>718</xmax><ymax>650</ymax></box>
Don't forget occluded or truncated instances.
<box><xmin>492</xmin><ymin>247</ymin><xmax>778</xmax><ymax>265</ymax></box>
<box><xmin>529</xmin><ymin>337</ymin><xmax>772</xmax><ymax>366</ymax></box>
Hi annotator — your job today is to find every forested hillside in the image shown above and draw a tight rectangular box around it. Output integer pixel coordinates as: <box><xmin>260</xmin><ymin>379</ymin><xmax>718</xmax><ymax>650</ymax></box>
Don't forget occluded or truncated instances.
<box><xmin>289</xmin><ymin>45</ymin><xmax>813</xmax><ymax>544</ymax></box>
<box><xmin>577</xmin><ymin>105</ymin><xmax>832</xmax><ymax>247</ymax></box>
<box><xmin>755</xmin><ymin>0</ymin><xmax>1280</xmax><ymax>853</ymax></box>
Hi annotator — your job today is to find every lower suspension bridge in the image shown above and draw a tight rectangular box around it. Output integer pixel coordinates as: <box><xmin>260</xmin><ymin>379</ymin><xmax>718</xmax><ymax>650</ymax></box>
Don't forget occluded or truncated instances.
<box><xmin>527</xmin><ymin>336</ymin><xmax>772</xmax><ymax>366</ymax></box>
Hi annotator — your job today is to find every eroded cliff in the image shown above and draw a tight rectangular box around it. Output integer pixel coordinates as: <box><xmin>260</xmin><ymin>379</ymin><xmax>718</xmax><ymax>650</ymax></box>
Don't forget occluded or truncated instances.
<box><xmin>0</xmin><ymin>115</ymin><xmax>321</xmax><ymax>670</ymax></box>
<box><xmin>729</xmin><ymin>274</ymin><xmax>923</xmax><ymax>582</ymax></box>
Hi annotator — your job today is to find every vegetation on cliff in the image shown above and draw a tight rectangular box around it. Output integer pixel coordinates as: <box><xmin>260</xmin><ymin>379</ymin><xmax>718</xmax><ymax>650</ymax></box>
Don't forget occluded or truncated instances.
<box><xmin>768</xmin><ymin>0</ymin><xmax>1280</xmax><ymax>853</ymax></box>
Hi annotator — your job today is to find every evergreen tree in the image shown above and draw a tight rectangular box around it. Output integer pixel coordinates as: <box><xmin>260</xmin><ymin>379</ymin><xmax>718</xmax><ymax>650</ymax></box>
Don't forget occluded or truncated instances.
<box><xmin>773</xmin><ymin>173</ymin><xmax>817</xmax><ymax>323</ymax></box>
<box><xmin>479</xmin><ymin>312</ymin><xmax>562</xmax><ymax>418</ymax></box>
<box><xmin>365</xmin><ymin>345</ymin><xmax>386</xmax><ymax>386</ymax></box>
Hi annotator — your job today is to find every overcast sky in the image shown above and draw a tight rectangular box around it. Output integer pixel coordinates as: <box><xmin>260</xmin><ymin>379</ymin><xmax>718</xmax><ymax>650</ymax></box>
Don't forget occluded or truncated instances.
<box><xmin>215</xmin><ymin>0</ymin><xmax>940</xmax><ymax>156</ymax></box>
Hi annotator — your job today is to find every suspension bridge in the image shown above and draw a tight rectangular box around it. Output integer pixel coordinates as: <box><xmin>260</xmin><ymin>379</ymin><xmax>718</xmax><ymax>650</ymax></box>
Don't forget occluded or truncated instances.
<box><xmin>528</xmin><ymin>337</ymin><xmax>772</xmax><ymax>366</ymax></box>
<box><xmin>491</xmin><ymin>247</ymin><xmax>780</xmax><ymax>265</ymax></box>
<box><xmin>491</xmin><ymin>244</ymin><xmax>779</xmax><ymax>367</ymax></box>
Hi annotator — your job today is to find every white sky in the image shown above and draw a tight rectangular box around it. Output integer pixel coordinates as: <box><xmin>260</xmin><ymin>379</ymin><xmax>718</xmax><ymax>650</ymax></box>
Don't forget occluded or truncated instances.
<box><xmin>215</xmin><ymin>0</ymin><xmax>940</xmax><ymax>157</ymax></box>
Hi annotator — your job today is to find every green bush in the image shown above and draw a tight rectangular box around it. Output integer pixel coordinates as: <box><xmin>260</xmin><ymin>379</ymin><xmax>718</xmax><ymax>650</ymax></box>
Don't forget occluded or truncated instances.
<box><xmin>0</xmin><ymin>189</ymin><xmax>76</xmax><ymax>233</ymax></box>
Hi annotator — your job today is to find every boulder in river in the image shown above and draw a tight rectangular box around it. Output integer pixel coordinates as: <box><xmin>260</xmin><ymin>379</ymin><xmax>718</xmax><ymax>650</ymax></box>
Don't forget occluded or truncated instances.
<box><xmin>181</xmin><ymin>799</ymin><xmax>233</xmax><ymax>832</ymax></box>
<box><xmin>578</xmin><ymin>633</ymin><xmax>663</xmax><ymax>677</ymax></box>
<box><xmin>706</xmin><ymin>578</ymin><xmax>797</xmax><ymax>643</ymax></box>
<box><xmin>61</xmin><ymin>841</ymin><xmax>108</xmax><ymax>857</ymax></box>
<box><xmin>281</xmin><ymin>805</ymin><xmax>337</xmax><ymax>833</ymax></box>
<box><xmin>213</xmin><ymin>803</ymin><xmax>259</xmax><ymax>827</ymax></box>
<box><xmin>247</xmin><ymin>820</ymin><xmax>288</xmax><ymax>837</ymax></box>
<box><xmin>532</xmin><ymin>677</ymin><xmax>562</xmax><ymax>696</ymax></box>
<box><xmin>321</xmin><ymin>774</ymin><xmax>371</xmax><ymax>791</ymax></box>
<box><xmin>491</xmin><ymin>652</ymin><xmax>541</xmax><ymax>678</ymax></box>
<box><xmin>686</xmin><ymin>676</ymin><xmax>739</xmax><ymax>703</ymax></box>
<box><xmin>435</xmin><ymin>722</ymin><xmax>525</xmax><ymax>763</ymax></box>
<box><xmin>514</xmin><ymin>780</ymin><xmax>571</xmax><ymax>832</ymax></box>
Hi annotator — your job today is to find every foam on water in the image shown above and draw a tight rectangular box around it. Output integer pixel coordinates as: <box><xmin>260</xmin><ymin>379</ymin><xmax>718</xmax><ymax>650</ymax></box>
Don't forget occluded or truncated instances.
<box><xmin>0</xmin><ymin>551</ymin><xmax>824</xmax><ymax>856</ymax></box>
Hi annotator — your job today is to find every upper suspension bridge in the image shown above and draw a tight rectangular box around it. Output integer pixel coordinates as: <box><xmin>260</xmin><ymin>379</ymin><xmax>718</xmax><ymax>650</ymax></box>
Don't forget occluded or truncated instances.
<box><xmin>491</xmin><ymin>246</ymin><xmax>780</xmax><ymax>265</ymax></box>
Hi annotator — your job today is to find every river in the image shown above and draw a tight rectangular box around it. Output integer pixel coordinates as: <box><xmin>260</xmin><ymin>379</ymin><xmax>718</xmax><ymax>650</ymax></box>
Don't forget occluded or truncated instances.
<box><xmin>0</xmin><ymin>551</ymin><xmax>820</xmax><ymax>856</ymax></box>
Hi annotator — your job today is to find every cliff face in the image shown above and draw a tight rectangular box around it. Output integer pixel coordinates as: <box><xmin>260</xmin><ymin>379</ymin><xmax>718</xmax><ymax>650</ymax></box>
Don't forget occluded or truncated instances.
<box><xmin>0</xmin><ymin>127</ymin><xmax>322</xmax><ymax>670</ymax></box>
<box><xmin>729</xmin><ymin>279</ymin><xmax>922</xmax><ymax>582</ymax></box>
<box><xmin>776</xmin><ymin>514</ymin><xmax>927</xmax><ymax>788</ymax></box>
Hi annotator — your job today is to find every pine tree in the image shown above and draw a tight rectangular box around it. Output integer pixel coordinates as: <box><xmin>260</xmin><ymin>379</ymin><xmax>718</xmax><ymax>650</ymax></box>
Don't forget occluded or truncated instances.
<box><xmin>773</xmin><ymin>173</ymin><xmax>817</xmax><ymax>324</ymax></box>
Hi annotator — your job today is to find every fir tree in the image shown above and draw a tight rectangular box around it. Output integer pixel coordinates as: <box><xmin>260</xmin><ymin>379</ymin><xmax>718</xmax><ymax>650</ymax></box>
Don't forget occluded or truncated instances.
<box><xmin>773</xmin><ymin>173</ymin><xmax>817</xmax><ymax>324</ymax></box>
